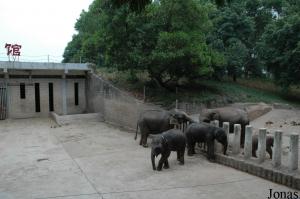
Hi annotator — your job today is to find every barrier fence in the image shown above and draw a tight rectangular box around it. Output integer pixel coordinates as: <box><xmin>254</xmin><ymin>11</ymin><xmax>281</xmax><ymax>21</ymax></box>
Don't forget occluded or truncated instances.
<box><xmin>210</xmin><ymin>120</ymin><xmax>299</xmax><ymax>189</ymax></box>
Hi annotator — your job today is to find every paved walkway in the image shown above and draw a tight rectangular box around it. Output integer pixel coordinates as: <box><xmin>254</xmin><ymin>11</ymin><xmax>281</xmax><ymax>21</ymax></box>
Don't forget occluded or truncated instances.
<box><xmin>0</xmin><ymin>118</ymin><xmax>296</xmax><ymax>199</ymax></box>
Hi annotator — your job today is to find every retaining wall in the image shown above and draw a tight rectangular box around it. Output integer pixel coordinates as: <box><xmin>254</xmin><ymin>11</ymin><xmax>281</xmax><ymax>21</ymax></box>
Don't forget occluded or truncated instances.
<box><xmin>86</xmin><ymin>73</ymin><xmax>161</xmax><ymax>130</ymax></box>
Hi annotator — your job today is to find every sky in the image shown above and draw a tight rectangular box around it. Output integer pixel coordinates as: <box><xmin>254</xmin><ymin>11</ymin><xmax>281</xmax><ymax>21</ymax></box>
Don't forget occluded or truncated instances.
<box><xmin>0</xmin><ymin>0</ymin><xmax>94</xmax><ymax>63</ymax></box>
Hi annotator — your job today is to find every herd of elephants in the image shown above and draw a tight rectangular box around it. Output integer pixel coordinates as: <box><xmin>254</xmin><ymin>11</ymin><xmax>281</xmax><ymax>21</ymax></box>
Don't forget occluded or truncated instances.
<box><xmin>134</xmin><ymin>107</ymin><xmax>274</xmax><ymax>171</ymax></box>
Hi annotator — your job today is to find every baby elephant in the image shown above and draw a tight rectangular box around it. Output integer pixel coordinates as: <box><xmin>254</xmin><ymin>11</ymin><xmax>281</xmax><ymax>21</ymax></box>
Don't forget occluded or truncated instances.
<box><xmin>151</xmin><ymin>129</ymin><xmax>186</xmax><ymax>171</ymax></box>
<box><xmin>185</xmin><ymin>122</ymin><xmax>228</xmax><ymax>160</ymax></box>
<box><xmin>252</xmin><ymin>134</ymin><xmax>274</xmax><ymax>159</ymax></box>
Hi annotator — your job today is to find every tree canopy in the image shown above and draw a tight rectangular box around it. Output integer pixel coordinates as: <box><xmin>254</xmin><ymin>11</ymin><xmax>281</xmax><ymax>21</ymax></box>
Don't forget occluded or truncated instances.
<box><xmin>63</xmin><ymin>0</ymin><xmax>300</xmax><ymax>91</ymax></box>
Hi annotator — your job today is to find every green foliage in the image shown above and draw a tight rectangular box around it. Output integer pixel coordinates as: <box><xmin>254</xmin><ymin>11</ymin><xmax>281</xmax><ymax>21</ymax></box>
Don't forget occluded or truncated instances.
<box><xmin>225</xmin><ymin>39</ymin><xmax>248</xmax><ymax>81</ymax></box>
<box><xmin>259</xmin><ymin>13</ymin><xmax>300</xmax><ymax>90</ymax></box>
<box><xmin>63</xmin><ymin>0</ymin><xmax>300</xmax><ymax>91</ymax></box>
<box><xmin>98</xmin><ymin>0</ymin><xmax>223</xmax><ymax>90</ymax></box>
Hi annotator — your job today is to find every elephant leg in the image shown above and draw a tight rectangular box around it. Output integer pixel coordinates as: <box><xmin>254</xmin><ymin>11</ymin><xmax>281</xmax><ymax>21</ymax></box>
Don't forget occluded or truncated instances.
<box><xmin>163</xmin><ymin>159</ymin><xmax>169</xmax><ymax>169</ymax></box>
<box><xmin>157</xmin><ymin>158</ymin><xmax>164</xmax><ymax>171</ymax></box>
<box><xmin>267</xmin><ymin>147</ymin><xmax>272</xmax><ymax>159</ymax></box>
<box><xmin>240</xmin><ymin>126</ymin><xmax>245</xmax><ymax>148</ymax></box>
<box><xmin>207</xmin><ymin>141</ymin><xmax>215</xmax><ymax>160</ymax></box>
<box><xmin>157</xmin><ymin>151</ymin><xmax>170</xmax><ymax>171</ymax></box>
<box><xmin>139</xmin><ymin>133</ymin><xmax>143</xmax><ymax>145</ymax></box>
<box><xmin>141</xmin><ymin>133</ymin><xmax>149</xmax><ymax>147</ymax></box>
<box><xmin>187</xmin><ymin>141</ymin><xmax>196</xmax><ymax>156</ymax></box>
<box><xmin>178</xmin><ymin>149</ymin><xmax>185</xmax><ymax>165</ymax></box>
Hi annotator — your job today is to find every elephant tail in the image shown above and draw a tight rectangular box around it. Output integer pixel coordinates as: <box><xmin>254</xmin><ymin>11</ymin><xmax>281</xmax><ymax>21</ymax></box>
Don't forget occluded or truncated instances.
<box><xmin>135</xmin><ymin>122</ymin><xmax>139</xmax><ymax>140</ymax></box>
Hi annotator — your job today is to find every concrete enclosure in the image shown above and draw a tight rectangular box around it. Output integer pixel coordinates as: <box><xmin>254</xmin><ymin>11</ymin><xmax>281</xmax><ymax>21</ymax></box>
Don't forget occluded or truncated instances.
<box><xmin>0</xmin><ymin>61</ymin><xmax>161</xmax><ymax>129</ymax></box>
<box><xmin>0</xmin><ymin>61</ymin><xmax>90</xmax><ymax>118</ymax></box>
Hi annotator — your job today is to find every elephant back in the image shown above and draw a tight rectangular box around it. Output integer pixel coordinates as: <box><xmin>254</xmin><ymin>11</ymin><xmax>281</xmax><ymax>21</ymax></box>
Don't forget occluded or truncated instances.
<box><xmin>140</xmin><ymin>110</ymin><xmax>172</xmax><ymax>133</ymax></box>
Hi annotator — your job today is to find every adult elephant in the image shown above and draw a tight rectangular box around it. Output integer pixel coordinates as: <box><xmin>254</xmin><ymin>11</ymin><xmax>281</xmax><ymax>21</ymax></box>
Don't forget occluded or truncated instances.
<box><xmin>135</xmin><ymin>109</ymin><xmax>194</xmax><ymax>147</ymax></box>
<box><xmin>185</xmin><ymin>122</ymin><xmax>228</xmax><ymax>160</ymax></box>
<box><xmin>199</xmin><ymin>107</ymin><xmax>249</xmax><ymax>147</ymax></box>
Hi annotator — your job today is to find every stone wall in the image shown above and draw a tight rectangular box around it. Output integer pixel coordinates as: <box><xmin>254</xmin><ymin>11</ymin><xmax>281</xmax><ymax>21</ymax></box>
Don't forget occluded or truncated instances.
<box><xmin>86</xmin><ymin>73</ymin><xmax>161</xmax><ymax>130</ymax></box>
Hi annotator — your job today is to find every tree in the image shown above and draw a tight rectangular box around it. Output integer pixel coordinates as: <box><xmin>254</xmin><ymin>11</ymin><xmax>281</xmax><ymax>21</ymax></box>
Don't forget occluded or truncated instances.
<box><xmin>259</xmin><ymin>13</ymin><xmax>300</xmax><ymax>90</ymax></box>
<box><xmin>101</xmin><ymin>0</ymin><xmax>223</xmax><ymax>90</ymax></box>
<box><xmin>63</xmin><ymin>0</ymin><xmax>106</xmax><ymax>64</ymax></box>
<box><xmin>225</xmin><ymin>39</ymin><xmax>248</xmax><ymax>81</ymax></box>
<box><xmin>111</xmin><ymin>0</ymin><xmax>232</xmax><ymax>11</ymax></box>
<box><xmin>209</xmin><ymin>2</ymin><xmax>255</xmax><ymax>81</ymax></box>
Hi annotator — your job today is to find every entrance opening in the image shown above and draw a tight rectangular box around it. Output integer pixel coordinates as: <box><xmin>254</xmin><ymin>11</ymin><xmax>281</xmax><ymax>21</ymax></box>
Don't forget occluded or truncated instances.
<box><xmin>48</xmin><ymin>83</ymin><xmax>54</xmax><ymax>111</ymax></box>
<box><xmin>20</xmin><ymin>83</ymin><xmax>25</xmax><ymax>99</ymax></box>
<box><xmin>74</xmin><ymin>82</ymin><xmax>79</xmax><ymax>106</ymax></box>
<box><xmin>35</xmin><ymin>83</ymin><xmax>40</xmax><ymax>112</ymax></box>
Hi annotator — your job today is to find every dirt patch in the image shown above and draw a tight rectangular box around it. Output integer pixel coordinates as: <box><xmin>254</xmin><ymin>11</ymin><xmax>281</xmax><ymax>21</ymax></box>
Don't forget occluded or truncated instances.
<box><xmin>251</xmin><ymin>108</ymin><xmax>300</xmax><ymax>134</ymax></box>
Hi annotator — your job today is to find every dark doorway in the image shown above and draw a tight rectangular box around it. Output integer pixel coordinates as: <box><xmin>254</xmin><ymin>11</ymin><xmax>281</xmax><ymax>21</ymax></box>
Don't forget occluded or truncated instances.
<box><xmin>20</xmin><ymin>83</ymin><xmax>25</xmax><ymax>99</ymax></box>
<box><xmin>35</xmin><ymin>83</ymin><xmax>40</xmax><ymax>112</ymax></box>
<box><xmin>48</xmin><ymin>83</ymin><xmax>54</xmax><ymax>111</ymax></box>
<box><xmin>74</xmin><ymin>82</ymin><xmax>79</xmax><ymax>106</ymax></box>
<box><xmin>0</xmin><ymin>83</ymin><xmax>7</xmax><ymax>120</ymax></box>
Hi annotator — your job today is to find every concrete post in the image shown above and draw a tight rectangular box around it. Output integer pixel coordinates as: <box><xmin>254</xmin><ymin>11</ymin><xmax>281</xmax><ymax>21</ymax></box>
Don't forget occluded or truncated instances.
<box><xmin>211</xmin><ymin>120</ymin><xmax>222</xmax><ymax>153</ymax></box>
<box><xmin>223</xmin><ymin>122</ymin><xmax>230</xmax><ymax>147</ymax></box>
<box><xmin>288</xmin><ymin>133</ymin><xmax>299</xmax><ymax>171</ymax></box>
<box><xmin>213</xmin><ymin>120</ymin><xmax>219</xmax><ymax>127</ymax></box>
<box><xmin>272</xmin><ymin>130</ymin><xmax>282</xmax><ymax>168</ymax></box>
<box><xmin>175</xmin><ymin>99</ymin><xmax>178</xmax><ymax>109</ymax></box>
<box><xmin>258</xmin><ymin>128</ymin><xmax>267</xmax><ymax>163</ymax></box>
<box><xmin>62</xmin><ymin>75</ymin><xmax>67</xmax><ymax>115</ymax></box>
<box><xmin>244</xmin><ymin>125</ymin><xmax>253</xmax><ymax>160</ymax></box>
<box><xmin>232</xmin><ymin>124</ymin><xmax>241</xmax><ymax>155</ymax></box>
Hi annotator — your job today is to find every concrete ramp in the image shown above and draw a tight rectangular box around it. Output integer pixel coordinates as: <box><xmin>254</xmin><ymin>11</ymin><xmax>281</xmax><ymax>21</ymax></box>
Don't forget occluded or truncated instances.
<box><xmin>51</xmin><ymin>112</ymin><xmax>104</xmax><ymax>126</ymax></box>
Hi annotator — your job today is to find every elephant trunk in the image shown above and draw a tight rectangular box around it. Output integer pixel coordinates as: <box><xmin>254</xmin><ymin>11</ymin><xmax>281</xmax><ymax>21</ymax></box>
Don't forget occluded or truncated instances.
<box><xmin>151</xmin><ymin>150</ymin><xmax>156</xmax><ymax>170</ymax></box>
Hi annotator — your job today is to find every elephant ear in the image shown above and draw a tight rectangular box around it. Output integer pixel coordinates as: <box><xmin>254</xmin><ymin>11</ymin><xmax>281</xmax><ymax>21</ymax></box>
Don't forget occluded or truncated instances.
<box><xmin>161</xmin><ymin>135</ymin><xmax>168</xmax><ymax>148</ymax></box>
<box><xmin>169</xmin><ymin>111</ymin><xmax>179</xmax><ymax>125</ymax></box>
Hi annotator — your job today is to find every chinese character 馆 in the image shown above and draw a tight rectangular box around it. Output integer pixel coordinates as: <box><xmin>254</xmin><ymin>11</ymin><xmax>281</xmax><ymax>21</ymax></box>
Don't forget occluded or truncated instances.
<box><xmin>5</xmin><ymin>43</ymin><xmax>22</xmax><ymax>56</ymax></box>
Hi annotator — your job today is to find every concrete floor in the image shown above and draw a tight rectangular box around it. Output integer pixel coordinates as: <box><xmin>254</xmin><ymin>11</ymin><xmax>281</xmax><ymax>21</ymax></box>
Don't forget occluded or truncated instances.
<box><xmin>0</xmin><ymin>118</ymin><xmax>296</xmax><ymax>199</ymax></box>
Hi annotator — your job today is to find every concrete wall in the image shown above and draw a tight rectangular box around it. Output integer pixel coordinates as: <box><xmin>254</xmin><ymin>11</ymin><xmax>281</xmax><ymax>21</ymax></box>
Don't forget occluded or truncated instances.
<box><xmin>86</xmin><ymin>73</ymin><xmax>160</xmax><ymax>130</ymax></box>
<box><xmin>6</xmin><ymin>78</ymin><xmax>86</xmax><ymax>118</ymax></box>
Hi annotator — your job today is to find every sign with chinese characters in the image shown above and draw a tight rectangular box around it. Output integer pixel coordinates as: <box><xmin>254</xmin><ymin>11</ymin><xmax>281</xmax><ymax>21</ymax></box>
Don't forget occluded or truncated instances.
<box><xmin>4</xmin><ymin>43</ymin><xmax>22</xmax><ymax>61</ymax></box>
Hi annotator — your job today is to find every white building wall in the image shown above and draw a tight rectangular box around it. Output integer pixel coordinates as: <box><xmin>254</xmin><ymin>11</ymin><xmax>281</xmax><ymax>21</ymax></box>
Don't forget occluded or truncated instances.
<box><xmin>6</xmin><ymin>78</ymin><xmax>86</xmax><ymax>118</ymax></box>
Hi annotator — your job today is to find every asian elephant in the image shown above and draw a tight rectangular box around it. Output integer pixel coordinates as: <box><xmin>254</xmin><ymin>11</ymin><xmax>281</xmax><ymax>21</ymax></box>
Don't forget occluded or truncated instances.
<box><xmin>252</xmin><ymin>134</ymin><xmax>274</xmax><ymax>159</ymax></box>
<box><xmin>135</xmin><ymin>109</ymin><xmax>195</xmax><ymax>147</ymax></box>
<box><xmin>151</xmin><ymin>129</ymin><xmax>186</xmax><ymax>171</ymax></box>
<box><xmin>199</xmin><ymin>107</ymin><xmax>249</xmax><ymax>147</ymax></box>
<box><xmin>185</xmin><ymin>122</ymin><xmax>228</xmax><ymax>160</ymax></box>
